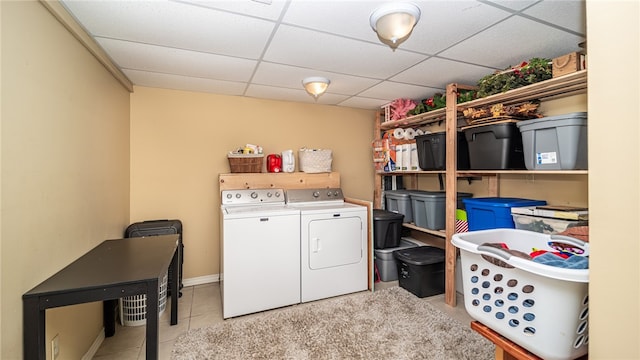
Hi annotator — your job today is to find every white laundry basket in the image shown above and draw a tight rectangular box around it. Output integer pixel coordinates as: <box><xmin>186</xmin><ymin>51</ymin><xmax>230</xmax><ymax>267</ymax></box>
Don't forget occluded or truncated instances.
<box><xmin>119</xmin><ymin>272</ymin><xmax>168</xmax><ymax>326</ymax></box>
<box><xmin>452</xmin><ymin>229</ymin><xmax>589</xmax><ymax>360</ymax></box>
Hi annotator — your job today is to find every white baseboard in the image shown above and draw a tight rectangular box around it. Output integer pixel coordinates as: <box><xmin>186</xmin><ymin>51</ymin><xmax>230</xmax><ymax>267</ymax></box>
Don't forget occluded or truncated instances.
<box><xmin>82</xmin><ymin>327</ymin><xmax>105</xmax><ymax>360</ymax></box>
<box><xmin>182</xmin><ymin>274</ymin><xmax>219</xmax><ymax>287</ymax></box>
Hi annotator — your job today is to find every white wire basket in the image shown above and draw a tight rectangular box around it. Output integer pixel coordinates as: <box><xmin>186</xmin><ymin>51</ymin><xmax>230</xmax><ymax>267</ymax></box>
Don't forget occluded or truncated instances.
<box><xmin>452</xmin><ymin>229</ymin><xmax>589</xmax><ymax>360</ymax></box>
<box><xmin>119</xmin><ymin>272</ymin><xmax>168</xmax><ymax>327</ymax></box>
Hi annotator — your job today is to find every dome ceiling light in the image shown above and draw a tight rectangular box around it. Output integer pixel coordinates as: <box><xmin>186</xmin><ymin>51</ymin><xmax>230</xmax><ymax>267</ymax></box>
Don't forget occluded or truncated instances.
<box><xmin>370</xmin><ymin>2</ymin><xmax>421</xmax><ymax>50</ymax></box>
<box><xmin>302</xmin><ymin>77</ymin><xmax>331</xmax><ymax>99</ymax></box>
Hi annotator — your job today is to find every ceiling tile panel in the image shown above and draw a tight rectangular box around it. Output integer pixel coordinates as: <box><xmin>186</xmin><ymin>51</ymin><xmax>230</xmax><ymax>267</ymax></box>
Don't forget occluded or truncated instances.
<box><xmin>439</xmin><ymin>16</ymin><xmax>585</xmax><ymax>69</ymax></box>
<box><xmin>177</xmin><ymin>0</ymin><xmax>288</xmax><ymax>21</ymax></box>
<box><xmin>481</xmin><ymin>0</ymin><xmax>539</xmax><ymax>11</ymax></box>
<box><xmin>97</xmin><ymin>38</ymin><xmax>257</xmax><ymax>82</ymax></box>
<box><xmin>402</xmin><ymin>1</ymin><xmax>511</xmax><ymax>54</ymax></box>
<box><xmin>252</xmin><ymin>62</ymin><xmax>380</xmax><ymax>95</ymax></box>
<box><xmin>523</xmin><ymin>0</ymin><xmax>586</xmax><ymax>35</ymax></box>
<box><xmin>391</xmin><ymin>57</ymin><xmax>495</xmax><ymax>89</ymax></box>
<box><xmin>264</xmin><ymin>25</ymin><xmax>425</xmax><ymax>79</ymax></box>
<box><xmin>62</xmin><ymin>0</ymin><xmax>275</xmax><ymax>59</ymax></box>
<box><xmin>338</xmin><ymin>96</ymin><xmax>389</xmax><ymax>110</ymax></box>
<box><xmin>245</xmin><ymin>84</ymin><xmax>349</xmax><ymax>105</ymax></box>
<box><xmin>359</xmin><ymin>81</ymin><xmax>443</xmax><ymax>101</ymax></box>
<box><xmin>282</xmin><ymin>0</ymin><xmax>389</xmax><ymax>42</ymax></box>
<box><xmin>124</xmin><ymin>69</ymin><xmax>247</xmax><ymax>96</ymax></box>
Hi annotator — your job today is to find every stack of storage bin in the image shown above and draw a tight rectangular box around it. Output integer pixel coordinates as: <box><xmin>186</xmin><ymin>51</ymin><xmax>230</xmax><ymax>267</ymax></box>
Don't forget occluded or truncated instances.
<box><xmin>373</xmin><ymin>208</ymin><xmax>416</xmax><ymax>282</ymax></box>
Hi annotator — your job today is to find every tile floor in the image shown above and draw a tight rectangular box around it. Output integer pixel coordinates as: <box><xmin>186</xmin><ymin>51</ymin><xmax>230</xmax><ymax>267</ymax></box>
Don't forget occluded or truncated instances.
<box><xmin>93</xmin><ymin>282</ymin><xmax>473</xmax><ymax>359</ymax></box>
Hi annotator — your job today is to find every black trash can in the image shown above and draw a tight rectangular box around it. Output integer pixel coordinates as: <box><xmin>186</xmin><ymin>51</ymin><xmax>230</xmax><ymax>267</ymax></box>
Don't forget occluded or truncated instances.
<box><xmin>373</xmin><ymin>209</ymin><xmax>404</xmax><ymax>249</ymax></box>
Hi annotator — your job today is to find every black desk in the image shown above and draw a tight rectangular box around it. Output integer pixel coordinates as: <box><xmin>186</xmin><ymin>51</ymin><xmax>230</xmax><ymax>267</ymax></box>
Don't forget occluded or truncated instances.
<box><xmin>23</xmin><ymin>235</ymin><xmax>180</xmax><ymax>360</ymax></box>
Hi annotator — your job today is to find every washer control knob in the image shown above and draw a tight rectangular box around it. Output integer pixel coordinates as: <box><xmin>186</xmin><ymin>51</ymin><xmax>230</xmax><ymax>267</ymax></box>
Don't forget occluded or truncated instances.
<box><xmin>275</xmin><ymin>192</ymin><xmax>281</xmax><ymax>197</ymax></box>
<box><xmin>334</xmin><ymin>191</ymin><xmax>340</xmax><ymax>197</ymax></box>
<box><xmin>313</xmin><ymin>191</ymin><xmax>320</xmax><ymax>198</ymax></box>
<box><xmin>327</xmin><ymin>191</ymin><xmax>333</xmax><ymax>197</ymax></box>
<box><xmin>267</xmin><ymin>192</ymin><xmax>272</xmax><ymax>197</ymax></box>
<box><xmin>226</xmin><ymin>193</ymin><xmax>232</xmax><ymax>199</ymax></box>
<box><xmin>250</xmin><ymin>192</ymin><xmax>258</xmax><ymax>199</ymax></box>
<box><xmin>235</xmin><ymin>193</ymin><xmax>241</xmax><ymax>199</ymax></box>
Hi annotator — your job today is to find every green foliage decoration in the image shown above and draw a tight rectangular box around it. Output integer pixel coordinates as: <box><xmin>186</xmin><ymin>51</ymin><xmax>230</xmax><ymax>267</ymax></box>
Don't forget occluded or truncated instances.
<box><xmin>476</xmin><ymin>58</ymin><xmax>552</xmax><ymax>98</ymax></box>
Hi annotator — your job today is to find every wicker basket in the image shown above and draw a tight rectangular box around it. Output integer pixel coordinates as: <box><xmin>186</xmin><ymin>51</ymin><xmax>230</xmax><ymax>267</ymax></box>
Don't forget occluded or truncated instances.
<box><xmin>227</xmin><ymin>154</ymin><xmax>263</xmax><ymax>173</ymax></box>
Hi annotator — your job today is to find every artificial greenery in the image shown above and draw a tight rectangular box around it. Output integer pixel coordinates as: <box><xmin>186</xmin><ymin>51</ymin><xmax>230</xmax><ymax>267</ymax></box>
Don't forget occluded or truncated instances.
<box><xmin>476</xmin><ymin>58</ymin><xmax>552</xmax><ymax>98</ymax></box>
<box><xmin>409</xmin><ymin>89</ymin><xmax>476</xmax><ymax>116</ymax></box>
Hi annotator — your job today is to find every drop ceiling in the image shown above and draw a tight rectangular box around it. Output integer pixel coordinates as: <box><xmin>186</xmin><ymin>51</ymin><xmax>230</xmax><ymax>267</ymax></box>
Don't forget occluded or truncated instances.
<box><xmin>60</xmin><ymin>0</ymin><xmax>586</xmax><ymax>110</ymax></box>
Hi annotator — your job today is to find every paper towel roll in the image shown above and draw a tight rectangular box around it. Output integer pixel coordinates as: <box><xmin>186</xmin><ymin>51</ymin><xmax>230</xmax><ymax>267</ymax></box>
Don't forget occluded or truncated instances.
<box><xmin>404</xmin><ymin>128</ymin><xmax>416</xmax><ymax>140</ymax></box>
<box><xmin>410</xmin><ymin>142</ymin><xmax>420</xmax><ymax>171</ymax></box>
<box><xmin>402</xmin><ymin>144</ymin><xmax>411</xmax><ymax>171</ymax></box>
<box><xmin>415</xmin><ymin>129</ymin><xmax>424</xmax><ymax>136</ymax></box>
<box><xmin>395</xmin><ymin>144</ymin><xmax>404</xmax><ymax>171</ymax></box>
<box><xmin>393</xmin><ymin>128</ymin><xmax>405</xmax><ymax>140</ymax></box>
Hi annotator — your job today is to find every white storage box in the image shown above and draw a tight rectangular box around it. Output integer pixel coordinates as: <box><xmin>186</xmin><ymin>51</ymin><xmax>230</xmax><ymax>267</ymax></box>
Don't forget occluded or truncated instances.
<box><xmin>512</xmin><ymin>213</ymin><xmax>588</xmax><ymax>234</ymax></box>
<box><xmin>119</xmin><ymin>272</ymin><xmax>168</xmax><ymax>326</ymax></box>
<box><xmin>452</xmin><ymin>229</ymin><xmax>589</xmax><ymax>360</ymax></box>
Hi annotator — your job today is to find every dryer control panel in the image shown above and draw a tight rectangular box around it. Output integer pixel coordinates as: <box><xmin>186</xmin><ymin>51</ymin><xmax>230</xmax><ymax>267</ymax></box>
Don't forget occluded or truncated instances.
<box><xmin>286</xmin><ymin>188</ymin><xmax>344</xmax><ymax>204</ymax></box>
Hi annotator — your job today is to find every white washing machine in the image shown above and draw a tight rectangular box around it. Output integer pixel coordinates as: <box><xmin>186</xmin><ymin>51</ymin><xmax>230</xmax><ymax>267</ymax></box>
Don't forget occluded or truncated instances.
<box><xmin>286</xmin><ymin>188</ymin><xmax>368</xmax><ymax>303</ymax></box>
<box><xmin>220</xmin><ymin>188</ymin><xmax>300</xmax><ymax>318</ymax></box>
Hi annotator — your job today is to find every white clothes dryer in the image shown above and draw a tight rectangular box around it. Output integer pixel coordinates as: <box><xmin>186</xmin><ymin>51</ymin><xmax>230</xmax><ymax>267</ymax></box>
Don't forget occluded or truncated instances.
<box><xmin>220</xmin><ymin>188</ymin><xmax>300</xmax><ymax>318</ymax></box>
<box><xmin>286</xmin><ymin>188</ymin><xmax>368</xmax><ymax>303</ymax></box>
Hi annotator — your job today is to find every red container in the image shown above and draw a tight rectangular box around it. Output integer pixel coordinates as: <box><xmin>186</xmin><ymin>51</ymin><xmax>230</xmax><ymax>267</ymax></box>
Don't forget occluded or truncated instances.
<box><xmin>266</xmin><ymin>154</ymin><xmax>282</xmax><ymax>173</ymax></box>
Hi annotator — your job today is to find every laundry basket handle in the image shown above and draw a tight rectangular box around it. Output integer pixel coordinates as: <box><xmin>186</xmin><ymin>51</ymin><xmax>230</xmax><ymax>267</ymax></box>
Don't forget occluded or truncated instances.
<box><xmin>477</xmin><ymin>245</ymin><xmax>512</xmax><ymax>261</ymax></box>
<box><xmin>549</xmin><ymin>234</ymin><xmax>587</xmax><ymax>247</ymax></box>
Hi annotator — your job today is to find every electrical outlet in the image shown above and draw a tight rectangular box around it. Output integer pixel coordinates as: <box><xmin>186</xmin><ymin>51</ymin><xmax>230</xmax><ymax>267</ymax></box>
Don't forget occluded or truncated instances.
<box><xmin>51</xmin><ymin>334</ymin><xmax>60</xmax><ymax>360</ymax></box>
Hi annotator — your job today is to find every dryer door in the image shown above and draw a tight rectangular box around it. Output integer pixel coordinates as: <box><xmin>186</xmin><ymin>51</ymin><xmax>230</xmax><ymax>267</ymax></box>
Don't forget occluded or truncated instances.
<box><xmin>307</xmin><ymin>216</ymin><xmax>362</xmax><ymax>269</ymax></box>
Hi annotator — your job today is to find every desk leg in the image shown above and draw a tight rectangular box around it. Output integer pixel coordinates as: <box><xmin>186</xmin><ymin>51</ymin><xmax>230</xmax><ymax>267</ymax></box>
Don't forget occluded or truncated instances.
<box><xmin>146</xmin><ymin>279</ymin><xmax>159</xmax><ymax>360</ymax></box>
<box><xmin>23</xmin><ymin>296</ymin><xmax>45</xmax><ymax>360</ymax></box>
<box><xmin>170</xmin><ymin>247</ymin><xmax>179</xmax><ymax>325</ymax></box>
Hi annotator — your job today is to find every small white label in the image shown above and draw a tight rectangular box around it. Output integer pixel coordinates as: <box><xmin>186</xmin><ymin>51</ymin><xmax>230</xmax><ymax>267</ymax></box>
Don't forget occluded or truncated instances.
<box><xmin>536</xmin><ymin>152</ymin><xmax>558</xmax><ymax>165</ymax></box>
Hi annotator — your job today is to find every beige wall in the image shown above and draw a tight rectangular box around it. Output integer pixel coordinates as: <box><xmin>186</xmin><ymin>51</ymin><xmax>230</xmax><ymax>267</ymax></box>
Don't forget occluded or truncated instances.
<box><xmin>587</xmin><ymin>1</ymin><xmax>640</xmax><ymax>358</ymax></box>
<box><xmin>1</xmin><ymin>2</ymin><xmax>131</xmax><ymax>359</ymax></box>
<box><xmin>130</xmin><ymin>87</ymin><xmax>375</xmax><ymax>279</ymax></box>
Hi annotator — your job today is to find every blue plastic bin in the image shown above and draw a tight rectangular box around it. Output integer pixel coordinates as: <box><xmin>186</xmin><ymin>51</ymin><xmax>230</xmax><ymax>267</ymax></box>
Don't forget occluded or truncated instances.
<box><xmin>462</xmin><ymin>197</ymin><xmax>546</xmax><ymax>231</ymax></box>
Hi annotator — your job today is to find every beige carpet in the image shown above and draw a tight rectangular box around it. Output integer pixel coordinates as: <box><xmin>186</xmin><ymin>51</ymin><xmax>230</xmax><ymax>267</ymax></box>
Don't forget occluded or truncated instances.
<box><xmin>171</xmin><ymin>286</ymin><xmax>493</xmax><ymax>359</ymax></box>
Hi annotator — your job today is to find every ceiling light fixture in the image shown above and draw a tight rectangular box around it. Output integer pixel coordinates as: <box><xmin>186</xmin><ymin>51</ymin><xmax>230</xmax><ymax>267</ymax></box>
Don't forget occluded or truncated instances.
<box><xmin>302</xmin><ymin>77</ymin><xmax>330</xmax><ymax>99</ymax></box>
<box><xmin>369</xmin><ymin>2</ymin><xmax>421</xmax><ymax>50</ymax></box>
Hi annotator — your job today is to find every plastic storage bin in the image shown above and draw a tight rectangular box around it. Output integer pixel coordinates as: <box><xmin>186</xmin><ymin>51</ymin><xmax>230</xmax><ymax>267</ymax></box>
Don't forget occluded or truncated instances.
<box><xmin>373</xmin><ymin>209</ymin><xmax>404</xmax><ymax>249</ymax></box>
<box><xmin>411</xmin><ymin>191</ymin><xmax>473</xmax><ymax>230</ymax></box>
<box><xmin>415</xmin><ymin>132</ymin><xmax>470</xmax><ymax>170</ymax></box>
<box><xmin>512</xmin><ymin>213</ymin><xmax>588</xmax><ymax>234</ymax></box>
<box><xmin>119</xmin><ymin>272</ymin><xmax>168</xmax><ymax>326</ymax></box>
<box><xmin>517</xmin><ymin>112</ymin><xmax>588</xmax><ymax>170</ymax></box>
<box><xmin>463</xmin><ymin>122</ymin><xmax>526</xmax><ymax>170</ymax></box>
<box><xmin>452</xmin><ymin>229</ymin><xmax>589</xmax><ymax>360</ymax></box>
<box><xmin>385</xmin><ymin>190</ymin><xmax>415</xmax><ymax>223</ymax></box>
<box><xmin>374</xmin><ymin>238</ymin><xmax>422</xmax><ymax>282</ymax></box>
<box><xmin>463</xmin><ymin>197</ymin><xmax>546</xmax><ymax>231</ymax></box>
<box><xmin>394</xmin><ymin>246</ymin><xmax>445</xmax><ymax>298</ymax></box>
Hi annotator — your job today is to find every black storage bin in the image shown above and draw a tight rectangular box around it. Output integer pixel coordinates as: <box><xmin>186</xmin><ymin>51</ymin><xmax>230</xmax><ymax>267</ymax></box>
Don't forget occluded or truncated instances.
<box><xmin>394</xmin><ymin>246</ymin><xmax>445</xmax><ymax>298</ymax></box>
<box><xmin>415</xmin><ymin>132</ymin><xmax>470</xmax><ymax>170</ymax></box>
<box><xmin>463</xmin><ymin>122</ymin><xmax>526</xmax><ymax>170</ymax></box>
<box><xmin>373</xmin><ymin>209</ymin><xmax>404</xmax><ymax>249</ymax></box>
